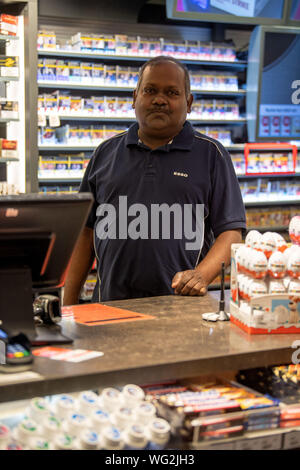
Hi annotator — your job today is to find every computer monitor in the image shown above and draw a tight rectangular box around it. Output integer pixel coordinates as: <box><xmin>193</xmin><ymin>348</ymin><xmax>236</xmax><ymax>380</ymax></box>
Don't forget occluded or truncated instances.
<box><xmin>247</xmin><ymin>26</ymin><xmax>300</xmax><ymax>142</ymax></box>
<box><xmin>166</xmin><ymin>0</ymin><xmax>289</xmax><ymax>25</ymax></box>
<box><xmin>0</xmin><ymin>193</ymin><xmax>93</xmax><ymax>344</ymax></box>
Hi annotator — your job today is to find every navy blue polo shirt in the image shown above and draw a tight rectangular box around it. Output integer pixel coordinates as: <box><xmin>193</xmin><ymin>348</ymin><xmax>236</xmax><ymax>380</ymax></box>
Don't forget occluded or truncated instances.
<box><xmin>79</xmin><ymin>121</ymin><xmax>246</xmax><ymax>302</ymax></box>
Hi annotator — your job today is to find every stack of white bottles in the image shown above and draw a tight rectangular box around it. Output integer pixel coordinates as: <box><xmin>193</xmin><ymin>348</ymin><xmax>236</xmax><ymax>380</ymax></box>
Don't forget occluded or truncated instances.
<box><xmin>236</xmin><ymin>229</ymin><xmax>300</xmax><ymax>305</ymax></box>
<box><xmin>0</xmin><ymin>384</ymin><xmax>171</xmax><ymax>450</ymax></box>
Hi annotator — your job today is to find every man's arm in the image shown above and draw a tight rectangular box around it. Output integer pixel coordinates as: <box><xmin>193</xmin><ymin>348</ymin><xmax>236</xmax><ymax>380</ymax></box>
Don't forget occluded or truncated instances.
<box><xmin>63</xmin><ymin>226</ymin><xmax>95</xmax><ymax>305</ymax></box>
<box><xmin>171</xmin><ymin>229</ymin><xmax>242</xmax><ymax>296</ymax></box>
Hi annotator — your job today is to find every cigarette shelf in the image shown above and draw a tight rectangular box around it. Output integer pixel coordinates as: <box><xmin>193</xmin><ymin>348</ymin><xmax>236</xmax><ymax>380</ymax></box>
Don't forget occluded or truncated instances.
<box><xmin>0</xmin><ymin>157</ymin><xmax>19</xmax><ymax>163</ymax></box>
<box><xmin>37</xmin><ymin>80</ymin><xmax>246</xmax><ymax>96</ymax></box>
<box><xmin>37</xmin><ymin>49</ymin><xmax>247</xmax><ymax>69</ymax></box>
<box><xmin>0</xmin><ymin>117</ymin><xmax>19</xmax><ymax>122</ymax></box>
<box><xmin>0</xmin><ymin>34</ymin><xmax>19</xmax><ymax>41</ymax></box>
<box><xmin>237</xmin><ymin>172</ymin><xmax>300</xmax><ymax>179</ymax></box>
<box><xmin>0</xmin><ymin>76</ymin><xmax>19</xmax><ymax>82</ymax></box>
<box><xmin>244</xmin><ymin>200</ymin><xmax>300</xmax><ymax>207</ymax></box>
<box><xmin>38</xmin><ymin>115</ymin><xmax>247</xmax><ymax>124</ymax></box>
<box><xmin>38</xmin><ymin>144</ymin><xmax>95</xmax><ymax>150</ymax></box>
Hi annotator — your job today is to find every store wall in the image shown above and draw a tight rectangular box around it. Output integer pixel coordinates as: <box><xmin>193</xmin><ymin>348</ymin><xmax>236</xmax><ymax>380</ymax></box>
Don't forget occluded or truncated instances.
<box><xmin>38</xmin><ymin>0</ymin><xmax>148</xmax><ymax>23</ymax></box>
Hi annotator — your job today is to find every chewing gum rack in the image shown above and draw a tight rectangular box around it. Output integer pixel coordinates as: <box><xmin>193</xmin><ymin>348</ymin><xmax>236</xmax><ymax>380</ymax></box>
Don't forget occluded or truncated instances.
<box><xmin>230</xmin><ymin>243</ymin><xmax>300</xmax><ymax>335</ymax></box>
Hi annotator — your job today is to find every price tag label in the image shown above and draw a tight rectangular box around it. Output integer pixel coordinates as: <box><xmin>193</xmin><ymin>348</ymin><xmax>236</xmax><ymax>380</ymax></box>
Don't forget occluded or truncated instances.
<box><xmin>49</xmin><ymin>114</ymin><xmax>60</xmax><ymax>127</ymax></box>
<box><xmin>38</xmin><ymin>113</ymin><xmax>46</xmax><ymax>127</ymax></box>
<box><xmin>283</xmin><ymin>431</ymin><xmax>300</xmax><ymax>449</ymax></box>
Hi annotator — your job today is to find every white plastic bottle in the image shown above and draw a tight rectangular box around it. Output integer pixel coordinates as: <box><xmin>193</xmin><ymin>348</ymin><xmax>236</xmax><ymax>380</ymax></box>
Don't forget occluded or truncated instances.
<box><xmin>28</xmin><ymin>397</ymin><xmax>51</xmax><ymax>422</ymax></box>
<box><xmin>54</xmin><ymin>432</ymin><xmax>77</xmax><ymax>450</ymax></box>
<box><xmin>146</xmin><ymin>418</ymin><xmax>171</xmax><ymax>450</ymax></box>
<box><xmin>78</xmin><ymin>391</ymin><xmax>100</xmax><ymax>416</ymax></box>
<box><xmin>55</xmin><ymin>394</ymin><xmax>78</xmax><ymax>419</ymax></box>
<box><xmin>79</xmin><ymin>429</ymin><xmax>101</xmax><ymax>450</ymax></box>
<box><xmin>122</xmin><ymin>384</ymin><xmax>145</xmax><ymax>407</ymax></box>
<box><xmin>66</xmin><ymin>413</ymin><xmax>91</xmax><ymax>438</ymax></box>
<box><xmin>134</xmin><ymin>401</ymin><xmax>156</xmax><ymax>425</ymax></box>
<box><xmin>100</xmin><ymin>425</ymin><xmax>124</xmax><ymax>450</ymax></box>
<box><xmin>112</xmin><ymin>406</ymin><xmax>135</xmax><ymax>430</ymax></box>
<box><xmin>14</xmin><ymin>418</ymin><xmax>43</xmax><ymax>446</ymax></box>
<box><xmin>100</xmin><ymin>388</ymin><xmax>122</xmax><ymax>412</ymax></box>
<box><xmin>123</xmin><ymin>423</ymin><xmax>148</xmax><ymax>450</ymax></box>
<box><xmin>42</xmin><ymin>415</ymin><xmax>62</xmax><ymax>440</ymax></box>
<box><xmin>29</xmin><ymin>437</ymin><xmax>53</xmax><ymax>450</ymax></box>
<box><xmin>91</xmin><ymin>408</ymin><xmax>111</xmax><ymax>432</ymax></box>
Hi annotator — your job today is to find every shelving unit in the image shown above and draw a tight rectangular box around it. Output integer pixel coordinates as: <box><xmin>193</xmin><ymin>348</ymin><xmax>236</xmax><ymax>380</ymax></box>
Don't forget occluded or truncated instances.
<box><xmin>37</xmin><ymin>38</ymin><xmax>248</xmax><ymax>197</ymax></box>
<box><xmin>0</xmin><ymin>0</ymin><xmax>38</xmax><ymax>194</ymax></box>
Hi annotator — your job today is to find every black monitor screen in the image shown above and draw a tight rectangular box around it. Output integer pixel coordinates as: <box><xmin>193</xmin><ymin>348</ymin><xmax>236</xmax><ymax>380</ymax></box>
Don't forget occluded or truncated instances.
<box><xmin>0</xmin><ymin>193</ymin><xmax>93</xmax><ymax>289</ymax></box>
<box><xmin>258</xmin><ymin>31</ymin><xmax>300</xmax><ymax>140</ymax></box>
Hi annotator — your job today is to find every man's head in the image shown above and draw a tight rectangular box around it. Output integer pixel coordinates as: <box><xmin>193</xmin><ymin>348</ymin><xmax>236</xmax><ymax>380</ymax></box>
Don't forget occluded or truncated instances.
<box><xmin>133</xmin><ymin>56</ymin><xmax>193</xmax><ymax>143</ymax></box>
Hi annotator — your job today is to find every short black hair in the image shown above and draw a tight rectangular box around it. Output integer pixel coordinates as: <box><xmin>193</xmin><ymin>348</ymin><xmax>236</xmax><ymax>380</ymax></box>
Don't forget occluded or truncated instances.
<box><xmin>136</xmin><ymin>56</ymin><xmax>191</xmax><ymax>98</ymax></box>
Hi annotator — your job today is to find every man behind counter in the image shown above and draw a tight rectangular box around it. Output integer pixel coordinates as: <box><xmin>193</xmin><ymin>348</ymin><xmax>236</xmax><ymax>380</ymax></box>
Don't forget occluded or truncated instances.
<box><xmin>63</xmin><ymin>56</ymin><xmax>246</xmax><ymax>305</ymax></box>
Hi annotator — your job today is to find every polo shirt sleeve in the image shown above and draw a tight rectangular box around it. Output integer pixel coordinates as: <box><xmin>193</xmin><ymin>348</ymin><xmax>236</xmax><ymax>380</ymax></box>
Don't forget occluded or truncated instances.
<box><xmin>209</xmin><ymin>143</ymin><xmax>246</xmax><ymax>238</ymax></box>
<box><xmin>79</xmin><ymin>152</ymin><xmax>98</xmax><ymax>229</ymax></box>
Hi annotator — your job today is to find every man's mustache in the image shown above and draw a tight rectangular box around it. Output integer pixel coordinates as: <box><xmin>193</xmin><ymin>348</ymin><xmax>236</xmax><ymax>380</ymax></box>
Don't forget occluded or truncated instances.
<box><xmin>147</xmin><ymin>107</ymin><xmax>170</xmax><ymax>114</ymax></box>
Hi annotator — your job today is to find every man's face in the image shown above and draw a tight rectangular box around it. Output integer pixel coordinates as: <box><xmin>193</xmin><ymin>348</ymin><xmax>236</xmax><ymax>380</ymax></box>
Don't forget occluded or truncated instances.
<box><xmin>133</xmin><ymin>62</ymin><xmax>193</xmax><ymax>139</ymax></box>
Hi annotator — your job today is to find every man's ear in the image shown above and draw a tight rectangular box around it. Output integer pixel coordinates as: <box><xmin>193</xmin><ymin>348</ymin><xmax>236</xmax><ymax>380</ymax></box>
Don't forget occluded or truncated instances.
<box><xmin>187</xmin><ymin>93</ymin><xmax>193</xmax><ymax>113</ymax></box>
<box><xmin>132</xmin><ymin>89</ymin><xmax>137</xmax><ymax>109</ymax></box>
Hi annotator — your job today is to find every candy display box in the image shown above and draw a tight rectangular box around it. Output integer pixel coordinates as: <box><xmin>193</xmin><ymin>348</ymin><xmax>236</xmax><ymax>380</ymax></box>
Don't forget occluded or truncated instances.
<box><xmin>230</xmin><ymin>243</ymin><xmax>300</xmax><ymax>335</ymax></box>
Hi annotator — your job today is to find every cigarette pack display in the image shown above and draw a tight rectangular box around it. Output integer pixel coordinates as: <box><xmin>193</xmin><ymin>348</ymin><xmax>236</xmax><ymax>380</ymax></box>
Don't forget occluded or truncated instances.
<box><xmin>68</xmin><ymin>61</ymin><xmax>81</xmax><ymax>82</ymax></box>
<box><xmin>39</xmin><ymin>127</ymin><xmax>56</xmax><ymax>145</ymax></box>
<box><xmin>71</xmin><ymin>33</ymin><xmax>93</xmax><ymax>52</ymax></box>
<box><xmin>37</xmin><ymin>58</ymin><xmax>44</xmax><ymax>81</ymax></box>
<box><xmin>116</xmin><ymin>66</ymin><xmax>129</xmax><ymax>86</ymax></box>
<box><xmin>56</xmin><ymin>60</ymin><xmax>69</xmax><ymax>82</ymax></box>
<box><xmin>81</xmin><ymin>62</ymin><xmax>93</xmax><ymax>84</ymax></box>
<box><xmin>0</xmin><ymin>99</ymin><xmax>18</xmax><ymax>119</ymax></box>
<box><xmin>0</xmin><ymin>14</ymin><xmax>18</xmax><ymax>36</ymax></box>
<box><xmin>91</xmin><ymin>126</ymin><xmax>105</xmax><ymax>143</ymax></box>
<box><xmin>92</xmin><ymin>35</ymin><xmax>105</xmax><ymax>53</ymax></box>
<box><xmin>115</xmin><ymin>35</ymin><xmax>128</xmax><ymax>55</ymax></box>
<box><xmin>92</xmin><ymin>63</ymin><xmax>104</xmax><ymax>84</ymax></box>
<box><xmin>0</xmin><ymin>139</ymin><xmax>17</xmax><ymax>158</ymax></box>
<box><xmin>92</xmin><ymin>96</ymin><xmax>105</xmax><ymax>115</ymax></box>
<box><xmin>104</xmin><ymin>65</ymin><xmax>117</xmax><ymax>85</ymax></box>
<box><xmin>126</xmin><ymin>36</ymin><xmax>139</xmax><ymax>56</ymax></box>
<box><xmin>37</xmin><ymin>31</ymin><xmax>56</xmax><ymax>50</ymax></box>
<box><xmin>116</xmin><ymin>97</ymin><xmax>133</xmax><ymax>117</ymax></box>
<box><xmin>104</xmin><ymin>96</ymin><xmax>118</xmax><ymax>116</ymax></box>
<box><xmin>43</xmin><ymin>59</ymin><xmax>57</xmax><ymax>81</ymax></box>
<box><xmin>211</xmin><ymin>43</ymin><xmax>236</xmax><ymax>62</ymax></box>
<box><xmin>128</xmin><ymin>67</ymin><xmax>139</xmax><ymax>86</ymax></box>
<box><xmin>56</xmin><ymin>92</ymin><xmax>71</xmax><ymax>114</ymax></box>
<box><xmin>0</xmin><ymin>55</ymin><xmax>18</xmax><ymax>77</ymax></box>
<box><xmin>185</xmin><ymin>40</ymin><xmax>200</xmax><ymax>58</ymax></box>
<box><xmin>231</xmin><ymin>153</ymin><xmax>245</xmax><ymax>174</ymax></box>
<box><xmin>83</xmin><ymin>97</ymin><xmax>94</xmax><ymax>115</ymax></box>
<box><xmin>199</xmin><ymin>42</ymin><xmax>212</xmax><ymax>60</ymax></box>
<box><xmin>44</xmin><ymin>94</ymin><xmax>58</xmax><ymax>114</ymax></box>
<box><xmin>161</xmin><ymin>39</ymin><xmax>187</xmax><ymax>58</ymax></box>
<box><xmin>70</xmin><ymin>96</ymin><xmax>82</xmax><ymax>113</ymax></box>
<box><xmin>103</xmin><ymin>35</ymin><xmax>116</xmax><ymax>55</ymax></box>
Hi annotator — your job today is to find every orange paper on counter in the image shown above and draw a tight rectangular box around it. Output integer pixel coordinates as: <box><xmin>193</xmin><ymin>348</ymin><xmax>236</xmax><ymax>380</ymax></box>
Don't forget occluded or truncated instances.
<box><xmin>62</xmin><ymin>303</ymin><xmax>155</xmax><ymax>326</ymax></box>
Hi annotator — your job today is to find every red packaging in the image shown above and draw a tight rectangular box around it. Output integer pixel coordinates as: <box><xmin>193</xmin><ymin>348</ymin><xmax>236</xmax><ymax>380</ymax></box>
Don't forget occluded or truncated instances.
<box><xmin>0</xmin><ymin>14</ymin><xmax>18</xmax><ymax>36</ymax></box>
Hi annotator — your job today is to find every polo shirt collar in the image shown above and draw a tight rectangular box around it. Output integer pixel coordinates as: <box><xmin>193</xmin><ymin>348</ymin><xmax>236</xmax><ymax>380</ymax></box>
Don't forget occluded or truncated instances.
<box><xmin>125</xmin><ymin>121</ymin><xmax>194</xmax><ymax>151</ymax></box>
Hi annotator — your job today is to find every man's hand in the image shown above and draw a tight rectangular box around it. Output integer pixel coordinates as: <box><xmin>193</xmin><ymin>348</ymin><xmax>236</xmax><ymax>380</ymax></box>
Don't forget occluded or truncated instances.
<box><xmin>171</xmin><ymin>270</ymin><xmax>208</xmax><ymax>296</ymax></box>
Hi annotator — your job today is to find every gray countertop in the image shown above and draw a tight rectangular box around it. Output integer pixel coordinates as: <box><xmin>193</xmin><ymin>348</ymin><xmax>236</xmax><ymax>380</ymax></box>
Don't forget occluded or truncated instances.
<box><xmin>0</xmin><ymin>293</ymin><xmax>299</xmax><ymax>403</ymax></box>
